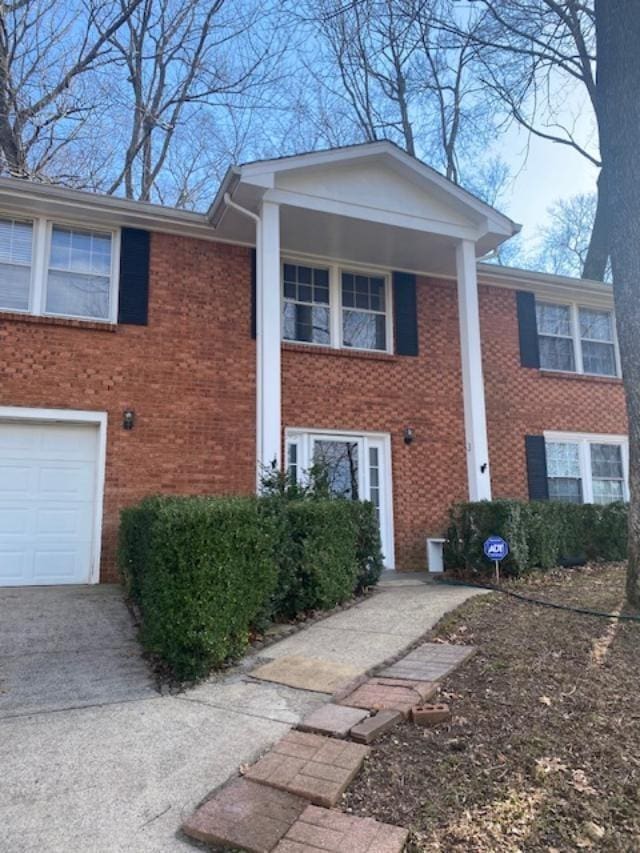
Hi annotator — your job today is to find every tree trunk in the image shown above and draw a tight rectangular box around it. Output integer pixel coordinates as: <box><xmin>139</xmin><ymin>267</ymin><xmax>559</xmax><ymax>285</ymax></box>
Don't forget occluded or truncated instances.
<box><xmin>582</xmin><ymin>167</ymin><xmax>609</xmax><ymax>281</ymax></box>
<box><xmin>595</xmin><ymin>0</ymin><xmax>640</xmax><ymax>608</ymax></box>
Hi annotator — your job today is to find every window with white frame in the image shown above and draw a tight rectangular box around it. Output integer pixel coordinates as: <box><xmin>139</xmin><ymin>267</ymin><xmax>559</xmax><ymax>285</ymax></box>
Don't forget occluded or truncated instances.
<box><xmin>281</xmin><ymin>260</ymin><xmax>391</xmax><ymax>353</ymax></box>
<box><xmin>282</xmin><ymin>262</ymin><xmax>330</xmax><ymax>344</ymax></box>
<box><xmin>0</xmin><ymin>215</ymin><xmax>118</xmax><ymax>322</ymax></box>
<box><xmin>545</xmin><ymin>434</ymin><xmax>627</xmax><ymax>504</ymax></box>
<box><xmin>341</xmin><ymin>272</ymin><xmax>387</xmax><ymax>351</ymax></box>
<box><xmin>536</xmin><ymin>300</ymin><xmax>618</xmax><ymax>377</ymax></box>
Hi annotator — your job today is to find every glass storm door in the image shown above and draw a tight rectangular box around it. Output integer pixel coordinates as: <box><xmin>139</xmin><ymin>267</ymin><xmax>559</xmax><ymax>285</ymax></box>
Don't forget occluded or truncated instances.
<box><xmin>286</xmin><ymin>430</ymin><xmax>394</xmax><ymax>568</ymax></box>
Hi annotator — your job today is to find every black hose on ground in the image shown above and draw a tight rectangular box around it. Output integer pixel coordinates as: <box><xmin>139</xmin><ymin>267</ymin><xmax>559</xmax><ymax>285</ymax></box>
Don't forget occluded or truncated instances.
<box><xmin>435</xmin><ymin>576</ymin><xmax>640</xmax><ymax>623</ymax></box>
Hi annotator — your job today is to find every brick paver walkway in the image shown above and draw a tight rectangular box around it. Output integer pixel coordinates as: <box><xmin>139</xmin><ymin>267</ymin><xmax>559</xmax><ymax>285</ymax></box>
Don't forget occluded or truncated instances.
<box><xmin>273</xmin><ymin>805</ymin><xmax>408</xmax><ymax>852</ymax></box>
<box><xmin>244</xmin><ymin>731</ymin><xmax>369</xmax><ymax>807</ymax></box>
<box><xmin>182</xmin><ymin>778</ymin><xmax>306</xmax><ymax>852</ymax></box>
<box><xmin>338</xmin><ymin>676</ymin><xmax>437</xmax><ymax>718</ymax></box>
<box><xmin>380</xmin><ymin>642</ymin><xmax>477</xmax><ymax>682</ymax></box>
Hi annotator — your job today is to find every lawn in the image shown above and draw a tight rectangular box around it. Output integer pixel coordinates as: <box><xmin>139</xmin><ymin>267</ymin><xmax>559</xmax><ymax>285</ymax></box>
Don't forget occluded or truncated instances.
<box><xmin>344</xmin><ymin>563</ymin><xmax>640</xmax><ymax>852</ymax></box>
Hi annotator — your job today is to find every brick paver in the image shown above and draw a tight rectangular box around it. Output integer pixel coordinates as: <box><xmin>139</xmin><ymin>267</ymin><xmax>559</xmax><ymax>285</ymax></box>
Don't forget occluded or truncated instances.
<box><xmin>349</xmin><ymin>710</ymin><xmax>402</xmax><ymax>744</ymax></box>
<box><xmin>244</xmin><ymin>730</ymin><xmax>369</xmax><ymax>807</ymax></box>
<box><xmin>273</xmin><ymin>804</ymin><xmax>408</xmax><ymax>852</ymax></box>
<box><xmin>182</xmin><ymin>777</ymin><xmax>306</xmax><ymax>853</ymax></box>
<box><xmin>338</xmin><ymin>676</ymin><xmax>437</xmax><ymax>718</ymax></box>
<box><xmin>298</xmin><ymin>704</ymin><xmax>369</xmax><ymax>738</ymax></box>
<box><xmin>380</xmin><ymin>643</ymin><xmax>477</xmax><ymax>682</ymax></box>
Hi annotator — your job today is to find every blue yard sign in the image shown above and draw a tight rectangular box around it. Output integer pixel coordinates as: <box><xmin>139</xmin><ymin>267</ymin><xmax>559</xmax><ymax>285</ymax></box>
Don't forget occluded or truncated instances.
<box><xmin>483</xmin><ymin>535</ymin><xmax>509</xmax><ymax>562</ymax></box>
<box><xmin>484</xmin><ymin>535</ymin><xmax>509</xmax><ymax>583</ymax></box>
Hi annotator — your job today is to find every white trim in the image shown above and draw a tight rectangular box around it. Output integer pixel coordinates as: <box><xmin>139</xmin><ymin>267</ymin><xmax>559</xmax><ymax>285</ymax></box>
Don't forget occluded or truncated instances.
<box><xmin>456</xmin><ymin>239</ymin><xmax>492</xmax><ymax>500</ymax></box>
<box><xmin>0</xmin><ymin>405</ymin><xmax>108</xmax><ymax>584</ymax></box>
<box><xmin>0</xmin><ymin>213</ymin><xmax>120</xmax><ymax>323</ymax></box>
<box><xmin>536</xmin><ymin>296</ymin><xmax>621</xmax><ymax>378</ymax></box>
<box><xmin>281</xmin><ymin>256</ymin><xmax>393</xmax><ymax>354</ymax></box>
<box><xmin>285</xmin><ymin>426</ymin><xmax>395</xmax><ymax>569</ymax></box>
<box><xmin>256</xmin><ymin>200</ymin><xmax>281</xmax><ymax>476</ymax></box>
<box><xmin>543</xmin><ymin>430</ymin><xmax>629</xmax><ymax>504</ymax></box>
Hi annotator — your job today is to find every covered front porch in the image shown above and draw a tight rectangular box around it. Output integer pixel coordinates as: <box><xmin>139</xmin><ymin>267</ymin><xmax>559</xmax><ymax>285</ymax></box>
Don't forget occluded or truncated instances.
<box><xmin>209</xmin><ymin>141</ymin><xmax>519</xmax><ymax>514</ymax></box>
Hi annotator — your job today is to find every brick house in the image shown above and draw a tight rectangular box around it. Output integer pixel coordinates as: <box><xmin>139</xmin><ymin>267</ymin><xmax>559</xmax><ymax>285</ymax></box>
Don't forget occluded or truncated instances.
<box><xmin>0</xmin><ymin>142</ymin><xmax>627</xmax><ymax>585</ymax></box>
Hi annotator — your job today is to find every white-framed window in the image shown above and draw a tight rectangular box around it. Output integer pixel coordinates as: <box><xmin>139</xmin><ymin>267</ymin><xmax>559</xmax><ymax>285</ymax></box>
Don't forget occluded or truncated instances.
<box><xmin>0</xmin><ymin>214</ymin><xmax>120</xmax><ymax>323</ymax></box>
<box><xmin>544</xmin><ymin>432</ymin><xmax>628</xmax><ymax>504</ymax></box>
<box><xmin>281</xmin><ymin>258</ymin><xmax>392</xmax><ymax>353</ymax></box>
<box><xmin>285</xmin><ymin>427</ymin><xmax>395</xmax><ymax>567</ymax></box>
<box><xmin>536</xmin><ymin>300</ymin><xmax>619</xmax><ymax>377</ymax></box>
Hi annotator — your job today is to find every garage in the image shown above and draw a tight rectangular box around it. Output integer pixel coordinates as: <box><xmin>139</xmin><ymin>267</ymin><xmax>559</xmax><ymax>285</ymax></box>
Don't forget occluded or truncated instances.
<box><xmin>0</xmin><ymin>413</ymin><xmax>105</xmax><ymax>586</ymax></box>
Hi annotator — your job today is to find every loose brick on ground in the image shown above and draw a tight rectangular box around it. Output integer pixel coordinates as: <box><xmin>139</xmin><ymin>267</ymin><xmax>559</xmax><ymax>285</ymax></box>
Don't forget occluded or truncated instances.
<box><xmin>244</xmin><ymin>730</ymin><xmax>369</xmax><ymax>807</ymax></box>
<box><xmin>411</xmin><ymin>702</ymin><xmax>452</xmax><ymax>727</ymax></box>
<box><xmin>182</xmin><ymin>777</ymin><xmax>306</xmax><ymax>853</ymax></box>
<box><xmin>338</xmin><ymin>677</ymin><xmax>437</xmax><ymax>718</ymax></box>
<box><xmin>380</xmin><ymin>643</ymin><xmax>477</xmax><ymax>682</ymax></box>
<box><xmin>298</xmin><ymin>704</ymin><xmax>369</xmax><ymax>738</ymax></box>
<box><xmin>350</xmin><ymin>710</ymin><xmax>402</xmax><ymax>744</ymax></box>
<box><xmin>273</xmin><ymin>804</ymin><xmax>408</xmax><ymax>852</ymax></box>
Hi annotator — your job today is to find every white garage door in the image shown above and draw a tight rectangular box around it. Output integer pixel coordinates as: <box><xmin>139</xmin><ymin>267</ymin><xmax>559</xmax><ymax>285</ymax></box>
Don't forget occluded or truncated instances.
<box><xmin>0</xmin><ymin>421</ymin><xmax>99</xmax><ymax>586</ymax></box>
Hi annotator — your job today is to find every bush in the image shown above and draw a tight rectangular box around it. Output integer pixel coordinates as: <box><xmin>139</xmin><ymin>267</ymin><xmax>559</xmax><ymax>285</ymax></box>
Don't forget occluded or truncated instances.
<box><xmin>445</xmin><ymin>499</ymin><xmax>628</xmax><ymax>578</ymax></box>
<box><xmin>119</xmin><ymin>496</ymin><xmax>278</xmax><ymax>680</ymax></box>
<box><xmin>119</xmin><ymin>490</ymin><xmax>384</xmax><ymax>679</ymax></box>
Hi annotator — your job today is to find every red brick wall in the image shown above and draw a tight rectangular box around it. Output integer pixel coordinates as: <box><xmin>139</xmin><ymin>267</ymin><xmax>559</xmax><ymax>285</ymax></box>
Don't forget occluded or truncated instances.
<box><xmin>0</xmin><ymin>234</ymin><xmax>256</xmax><ymax>581</ymax></box>
<box><xmin>282</xmin><ymin>276</ymin><xmax>469</xmax><ymax>571</ymax></box>
<box><xmin>480</xmin><ymin>284</ymin><xmax>628</xmax><ymax>499</ymax></box>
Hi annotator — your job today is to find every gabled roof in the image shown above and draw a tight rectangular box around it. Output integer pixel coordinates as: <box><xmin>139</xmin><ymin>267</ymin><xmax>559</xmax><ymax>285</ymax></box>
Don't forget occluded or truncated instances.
<box><xmin>208</xmin><ymin>140</ymin><xmax>520</xmax><ymax>242</ymax></box>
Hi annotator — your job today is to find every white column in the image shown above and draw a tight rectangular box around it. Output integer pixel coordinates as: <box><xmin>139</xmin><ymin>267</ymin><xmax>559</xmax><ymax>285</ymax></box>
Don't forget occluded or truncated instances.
<box><xmin>256</xmin><ymin>200</ymin><xmax>281</xmax><ymax>484</ymax></box>
<box><xmin>456</xmin><ymin>239</ymin><xmax>492</xmax><ymax>500</ymax></box>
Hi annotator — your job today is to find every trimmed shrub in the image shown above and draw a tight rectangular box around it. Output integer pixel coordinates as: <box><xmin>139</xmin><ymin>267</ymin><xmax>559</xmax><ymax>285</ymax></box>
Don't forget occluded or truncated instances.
<box><xmin>273</xmin><ymin>500</ymin><xmax>360</xmax><ymax>618</ymax></box>
<box><xmin>445</xmin><ymin>498</ymin><xmax>628</xmax><ymax>578</ymax></box>
<box><xmin>120</xmin><ymin>496</ymin><xmax>278</xmax><ymax>680</ymax></box>
<box><xmin>352</xmin><ymin>500</ymin><xmax>385</xmax><ymax>593</ymax></box>
<box><xmin>119</xmin><ymin>491</ymin><xmax>384</xmax><ymax>679</ymax></box>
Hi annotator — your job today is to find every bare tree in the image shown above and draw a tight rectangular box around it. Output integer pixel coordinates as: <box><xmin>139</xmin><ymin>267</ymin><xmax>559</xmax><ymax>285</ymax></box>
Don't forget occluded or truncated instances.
<box><xmin>0</xmin><ymin>0</ymin><xmax>143</xmax><ymax>183</ymax></box>
<box><xmin>299</xmin><ymin>0</ymin><xmax>503</xmax><ymax>189</ymax></box>
<box><xmin>103</xmin><ymin>0</ymin><xmax>275</xmax><ymax>203</ymax></box>
<box><xmin>535</xmin><ymin>193</ymin><xmax>601</xmax><ymax>278</ymax></box>
<box><xmin>450</xmin><ymin>1</ymin><xmax>608</xmax><ymax>279</ymax></box>
<box><xmin>595</xmin><ymin>0</ymin><xmax>640</xmax><ymax>608</ymax></box>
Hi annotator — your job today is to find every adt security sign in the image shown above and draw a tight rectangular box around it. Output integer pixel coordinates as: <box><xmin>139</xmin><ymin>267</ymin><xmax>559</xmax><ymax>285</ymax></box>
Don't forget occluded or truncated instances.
<box><xmin>483</xmin><ymin>536</ymin><xmax>509</xmax><ymax>562</ymax></box>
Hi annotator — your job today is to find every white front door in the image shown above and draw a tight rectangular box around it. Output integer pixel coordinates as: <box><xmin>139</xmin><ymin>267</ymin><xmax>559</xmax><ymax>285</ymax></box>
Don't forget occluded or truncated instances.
<box><xmin>285</xmin><ymin>429</ymin><xmax>395</xmax><ymax>568</ymax></box>
<box><xmin>0</xmin><ymin>421</ymin><xmax>99</xmax><ymax>586</ymax></box>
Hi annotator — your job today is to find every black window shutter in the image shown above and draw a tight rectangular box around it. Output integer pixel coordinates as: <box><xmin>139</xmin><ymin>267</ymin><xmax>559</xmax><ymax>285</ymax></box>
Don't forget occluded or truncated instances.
<box><xmin>516</xmin><ymin>290</ymin><xmax>540</xmax><ymax>368</ymax></box>
<box><xmin>393</xmin><ymin>271</ymin><xmax>419</xmax><ymax>356</ymax></box>
<box><xmin>250</xmin><ymin>248</ymin><xmax>257</xmax><ymax>339</ymax></box>
<box><xmin>525</xmin><ymin>435</ymin><xmax>549</xmax><ymax>500</ymax></box>
<box><xmin>118</xmin><ymin>228</ymin><xmax>150</xmax><ymax>325</ymax></box>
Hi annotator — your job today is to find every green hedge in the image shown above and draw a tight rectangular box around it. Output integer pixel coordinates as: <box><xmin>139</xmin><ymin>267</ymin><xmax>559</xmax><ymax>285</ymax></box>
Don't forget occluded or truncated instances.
<box><xmin>118</xmin><ymin>494</ymin><xmax>383</xmax><ymax>679</ymax></box>
<box><xmin>120</xmin><ymin>496</ymin><xmax>279</xmax><ymax>679</ymax></box>
<box><xmin>444</xmin><ymin>499</ymin><xmax>628</xmax><ymax>578</ymax></box>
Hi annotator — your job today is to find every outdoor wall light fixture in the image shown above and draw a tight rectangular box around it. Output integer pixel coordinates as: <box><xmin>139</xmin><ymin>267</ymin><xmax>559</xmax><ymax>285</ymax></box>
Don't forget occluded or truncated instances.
<box><xmin>404</xmin><ymin>426</ymin><xmax>415</xmax><ymax>445</ymax></box>
<box><xmin>123</xmin><ymin>410</ymin><xmax>136</xmax><ymax>431</ymax></box>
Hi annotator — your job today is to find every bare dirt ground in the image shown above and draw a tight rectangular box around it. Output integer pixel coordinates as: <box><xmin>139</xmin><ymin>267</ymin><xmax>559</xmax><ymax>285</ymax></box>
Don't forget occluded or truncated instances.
<box><xmin>344</xmin><ymin>564</ymin><xmax>640</xmax><ymax>852</ymax></box>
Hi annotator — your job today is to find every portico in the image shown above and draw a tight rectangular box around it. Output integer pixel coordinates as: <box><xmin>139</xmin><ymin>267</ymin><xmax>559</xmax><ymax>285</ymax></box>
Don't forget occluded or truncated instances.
<box><xmin>209</xmin><ymin>141</ymin><xmax>519</xmax><ymax>503</ymax></box>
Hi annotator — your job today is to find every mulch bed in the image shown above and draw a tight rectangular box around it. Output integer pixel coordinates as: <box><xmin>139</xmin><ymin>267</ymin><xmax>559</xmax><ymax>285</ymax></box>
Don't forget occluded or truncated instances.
<box><xmin>344</xmin><ymin>563</ymin><xmax>640</xmax><ymax>851</ymax></box>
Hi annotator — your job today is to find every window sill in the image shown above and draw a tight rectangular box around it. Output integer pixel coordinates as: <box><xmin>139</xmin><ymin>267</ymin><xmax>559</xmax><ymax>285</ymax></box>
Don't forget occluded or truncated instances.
<box><xmin>0</xmin><ymin>310</ymin><xmax>117</xmax><ymax>333</ymax></box>
<box><xmin>282</xmin><ymin>341</ymin><xmax>397</xmax><ymax>362</ymax></box>
<box><xmin>539</xmin><ymin>369</ymin><xmax>623</xmax><ymax>386</ymax></box>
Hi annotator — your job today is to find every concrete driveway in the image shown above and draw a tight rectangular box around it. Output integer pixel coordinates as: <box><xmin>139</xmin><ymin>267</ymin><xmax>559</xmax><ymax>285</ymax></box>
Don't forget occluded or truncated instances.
<box><xmin>0</xmin><ymin>578</ymin><xmax>482</xmax><ymax>853</ymax></box>
<box><xmin>0</xmin><ymin>585</ymin><xmax>325</xmax><ymax>853</ymax></box>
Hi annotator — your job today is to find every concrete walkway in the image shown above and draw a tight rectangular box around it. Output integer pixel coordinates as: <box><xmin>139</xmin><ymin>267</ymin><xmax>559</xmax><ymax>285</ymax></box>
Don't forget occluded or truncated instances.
<box><xmin>0</xmin><ymin>578</ymin><xmax>482</xmax><ymax>853</ymax></box>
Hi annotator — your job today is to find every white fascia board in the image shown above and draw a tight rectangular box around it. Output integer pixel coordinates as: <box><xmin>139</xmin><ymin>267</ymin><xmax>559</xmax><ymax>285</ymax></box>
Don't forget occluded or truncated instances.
<box><xmin>239</xmin><ymin>141</ymin><xmax>519</xmax><ymax>238</ymax></box>
<box><xmin>263</xmin><ymin>187</ymin><xmax>480</xmax><ymax>241</ymax></box>
<box><xmin>0</xmin><ymin>177</ymin><xmax>220</xmax><ymax>242</ymax></box>
<box><xmin>478</xmin><ymin>263</ymin><xmax>614</xmax><ymax>307</ymax></box>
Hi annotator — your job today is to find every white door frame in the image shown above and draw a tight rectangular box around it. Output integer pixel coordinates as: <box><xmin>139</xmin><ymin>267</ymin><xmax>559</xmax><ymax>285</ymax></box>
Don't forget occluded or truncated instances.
<box><xmin>0</xmin><ymin>406</ymin><xmax>108</xmax><ymax>584</ymax></box>
<box><xmin>285</xmin><ymin>427</ymin><xmax>395</xmax><ymax>569</ymax></box>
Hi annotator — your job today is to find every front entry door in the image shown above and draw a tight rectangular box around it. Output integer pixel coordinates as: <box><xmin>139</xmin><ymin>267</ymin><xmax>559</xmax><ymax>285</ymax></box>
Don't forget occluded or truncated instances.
<box><xmin>285</xmin><ymin>429</ymin><xmax>394</xmax><ymax>568</ymax></box>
